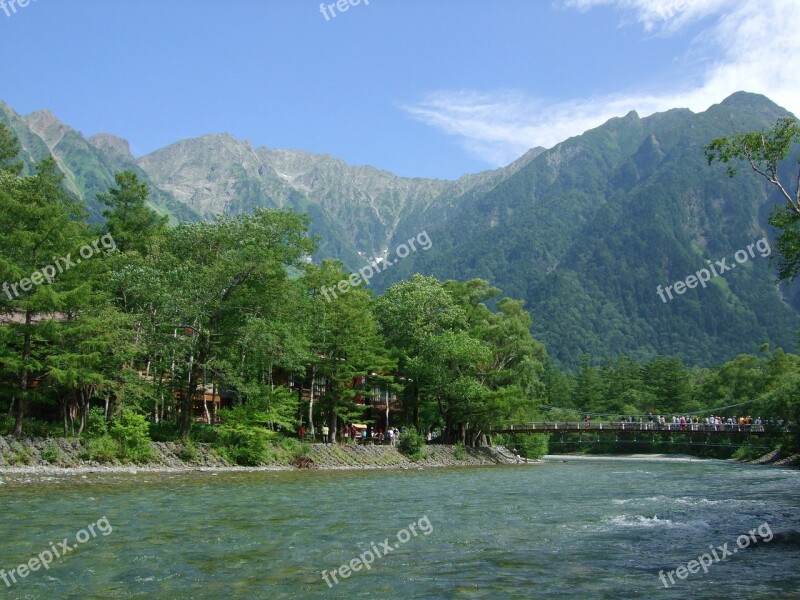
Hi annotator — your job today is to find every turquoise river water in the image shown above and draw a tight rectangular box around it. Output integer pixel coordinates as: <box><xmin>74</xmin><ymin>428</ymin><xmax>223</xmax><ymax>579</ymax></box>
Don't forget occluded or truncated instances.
<box><xmin>0</xmin><ymin>457</ymin><xmax>798</xmax><ymax>599</ymax></box>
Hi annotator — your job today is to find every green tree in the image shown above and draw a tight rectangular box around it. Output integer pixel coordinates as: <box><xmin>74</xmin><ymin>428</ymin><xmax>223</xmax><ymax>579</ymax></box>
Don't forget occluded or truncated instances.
<box><xmin>600</xmin><ymin>355</ymin><xmax>653</xmax><ymax>415</ymax></box>
<box><xmin>642</xmin><ymin>356</ymin><xmax>692</xmax><ymax>414</ymax></box>
<box><xmin>705</xmin><ymin>117</ymin><xmax>800</xmax><ymax>280</ymax></box>
<box><xmin>715</xmin><ymin>354</ymin><xmax>769</xmax><ymax>406</ymax></box>
<box><xmin>443</xmin><ymin>279</ymin><xmax>548</xmax><ymax>441</ymax></box>
<box><xmin>541</xmin><ymin>357</ymin><xmax>575</xmax><ymax>409</ymax></box>
<box><xmin>0</xmin><ymin>123</ymin><xmax>22</xmax><ymax>174</ymax></box>
<box><xmin>304</xmin><ymin>260</ymin><xmax>395</xmax><ymax>442</ymax></box>
<box><xmin>756</xmin><ymin>368</ymin><xmax>800</xmax><ymax>451</ymax></box>
<box><xmin>98</xmin><ymin>170</ymin><xmax>167</xmax><ymax>255</ymax></box>
<box><xmin>220</xmin><ymin>277</ymin><xmax>313</xmax><ymax>432</ymax></box>
<box><xmin>0</xmin><ymin>158</ymin><xmax>91</xmax><ymax>437</ymax></box>
<box><xmin>420</xmin><ymin>329</ymin><xmax>492</xmax><ymax>445</ymax></box>
<box><xmin>112</xmin><ymin>209</ymin><xmax>315</xmax><ymax>437</ymax></box>
<box><xmin>375</xmin><ymin>274</ymin><xmax>467</xmax><ymax>430</ymax></box>
<box><xmin>45</xmin><ymin>305</ymin><xmax>135</xmax><ymax>436</ymax></box>
<box><xmin>574</xmin><ymin>355</ymin><xmax>604</xmax><ymax>414</ymax></box>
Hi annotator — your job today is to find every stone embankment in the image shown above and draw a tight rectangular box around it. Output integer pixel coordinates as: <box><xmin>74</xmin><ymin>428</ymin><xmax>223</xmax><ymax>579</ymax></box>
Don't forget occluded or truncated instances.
<box><xmin>748</xmin><ymin>449</ymin><xmax>800</xmax><ymax>467</ymax></box>
<box><xmin>307</xmin><ymin>443</ymin><xmax>512</xmax><ymax>469</ymax></box>
<box><xmin>0</xmin><ymin>435</ymin><xmax>520</xmax><ymax>481</ymax></box>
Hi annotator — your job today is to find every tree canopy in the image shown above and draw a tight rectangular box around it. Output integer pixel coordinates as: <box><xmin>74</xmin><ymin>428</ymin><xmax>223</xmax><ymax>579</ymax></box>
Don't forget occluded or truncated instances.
<box><xmin>0</xmin><ymin>124</ymin><xmax>797</xmax><ymax>459</ymax></box>
<box><xmin>706</xmin><ymin>117</ymin><xmax>800</xmax><ymax>280</ymax></box>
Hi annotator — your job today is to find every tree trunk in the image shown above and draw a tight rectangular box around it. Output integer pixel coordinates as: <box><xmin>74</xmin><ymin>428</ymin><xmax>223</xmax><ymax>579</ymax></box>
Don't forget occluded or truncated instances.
<box><xmin>76</xmin><ymin>387</ymin><xmax>91</xmax><ymax>437</ymax></box>
<box><xmin>211</xmin><ymin>382</ymin><xmax>218</xmax><ymax>424</ymax></box>
<box><xmin>308</xmin><ymin>367</ymin><xmax>316</xmax><ymax>438</ymax></box>
<box><xmin>182</xmin><ymin>330</ymin><xmax>209</xmax><ymax>438</ymax></box>
<box><xmin>61</xmin><ymin>397</ymin><xmax>68</xmax><ymax>437</ymax></box>
<box><xmin>181</xmin><ymin>359</ymin><xmax>196</xmax><ymax>438</ymax></box>
<box><xmin>412</xmin><ymin>383</ymin><xmax>420</xmax><ymax>430</ymax></box>
<box><xmin>385</xmin><ymin>391</ymin><xmax>390</xmax><ymax>433</ymax></box>
<box><xmin>155</xmin><ymin>371</ymin><xmax>164</xmax><ymax>423</ymax></box>
<box><xmin>202</xmin><ymin>366</ymin><xmax>210</xmax><ymax>424</ymax></box>
<box><xmin>12</xmin><ymin>310</ymin><xmax>32</xmax><ymax>438</ymax></box>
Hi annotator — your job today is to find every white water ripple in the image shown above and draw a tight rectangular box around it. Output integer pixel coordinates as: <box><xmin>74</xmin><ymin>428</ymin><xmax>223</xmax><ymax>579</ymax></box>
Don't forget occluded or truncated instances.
<box><xmin>612</xmin><ymin>495</ymin><xmax>767</xmax><ymax>507</ymax></box>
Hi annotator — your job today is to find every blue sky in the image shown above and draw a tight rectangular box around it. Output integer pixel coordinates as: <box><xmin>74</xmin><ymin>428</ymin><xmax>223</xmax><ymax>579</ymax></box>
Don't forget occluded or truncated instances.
<box><xmin>2</xmin><ymin>0</ymin><xmax>798</xmax><ymax>179</ymax></box>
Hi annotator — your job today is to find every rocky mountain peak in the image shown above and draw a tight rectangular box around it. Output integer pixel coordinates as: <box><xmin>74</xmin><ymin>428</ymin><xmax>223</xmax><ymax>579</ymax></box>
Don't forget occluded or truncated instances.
<box><xmin>23</xmin><ymin>110</ymin><xmax>74</xmax><ymax>151</ymax></box>
<box><xmin>88</xmin><ymin>133</ymin><xmax>134</xmax><ymax>161</ymax></box>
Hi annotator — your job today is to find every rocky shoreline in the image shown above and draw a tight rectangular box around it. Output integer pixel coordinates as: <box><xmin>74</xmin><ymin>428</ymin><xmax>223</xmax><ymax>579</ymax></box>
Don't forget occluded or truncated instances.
<box><xmin>1</xmin><ymin>435</ymin><xmax>795</xmax><ymax>485</ymax></box>
<box><xmin>0</xmin><ymin>436</ymin><xmax>523</xmax><ymax>484</ymax></box>
<box><xmin>746</xmin><ymin>449</ymin><xmax>800</xmax><ymax>467</ymax></box>
<box><xmin>543</xmin><ymin>451</ymin><xmax>800</xmax><ymax>468</ymax></box>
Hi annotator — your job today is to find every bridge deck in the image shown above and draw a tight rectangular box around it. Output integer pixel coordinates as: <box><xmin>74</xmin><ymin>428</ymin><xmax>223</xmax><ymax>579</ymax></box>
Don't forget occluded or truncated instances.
<box><xmin>492</xmin><ymin>422</ymin><xmax>769</xmax><ymax>435</ymax></box>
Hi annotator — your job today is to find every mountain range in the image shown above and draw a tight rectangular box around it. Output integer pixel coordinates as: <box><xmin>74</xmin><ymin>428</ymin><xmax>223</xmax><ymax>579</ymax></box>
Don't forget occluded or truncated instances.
<box><xmin>1</xmin><ymin>92</ymin><xmax>797</xmax><ymax>367</ymax></box>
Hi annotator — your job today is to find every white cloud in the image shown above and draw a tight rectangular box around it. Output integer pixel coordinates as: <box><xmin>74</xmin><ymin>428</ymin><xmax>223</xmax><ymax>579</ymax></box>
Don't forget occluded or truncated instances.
<box><xmin>562</xmin><ymin>0</ymin><xmax>730</xmax><ymax>33</ymax></box>
<box><xmin>402</xmin><ymin>0</ymin><xmax>800</xmax><ymax>167</ymax></box>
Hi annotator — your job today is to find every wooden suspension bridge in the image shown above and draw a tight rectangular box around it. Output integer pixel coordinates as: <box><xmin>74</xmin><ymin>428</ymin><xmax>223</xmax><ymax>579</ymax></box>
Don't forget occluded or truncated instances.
<box><xmin>491</xmin><ymin>421</ymin><xmax>769</xmax><ymax>436</ymax></box>
<box><xmin>490</xmin><ymin>421</ymin><xmax>778</xmax><ymax>449</ymax></box>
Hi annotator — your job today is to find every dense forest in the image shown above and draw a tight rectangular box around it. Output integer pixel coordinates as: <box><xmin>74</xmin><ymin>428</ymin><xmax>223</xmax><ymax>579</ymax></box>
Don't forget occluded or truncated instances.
<box><xmin>0</xmin><ymin>122</ymin><xmax>798</xmax><ymax>464</ymax></box>
<box><xmin>3</xmin><ymin>94</ymin><xmax>798</xmax><ymax>368</ymax></box>
<box><xmin>386</xmin><ymin>93</ymin><xmax>800</xmax><ymax>366</ymax></box>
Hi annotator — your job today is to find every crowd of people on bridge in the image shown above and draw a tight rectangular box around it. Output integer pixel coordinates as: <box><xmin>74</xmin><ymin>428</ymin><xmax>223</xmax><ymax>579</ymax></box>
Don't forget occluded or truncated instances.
<box><xmin>515</xmin><ymin>415</ymin><xmax>792</xmax><ymax>434</ymax></box>
<box><xmin>609</xmin><ymin>414</ymin><xmax>769</xmax><ymax>432</ymax></box>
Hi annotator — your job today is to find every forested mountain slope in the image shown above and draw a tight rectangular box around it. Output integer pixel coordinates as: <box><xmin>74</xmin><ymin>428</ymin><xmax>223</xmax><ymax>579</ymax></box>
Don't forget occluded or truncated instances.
<box><xmin>388</xmin><ymin>93</ymin><xmax>799</xmax><ymax>366</ymax></box>
<box><xmin>2</xmin><ymin>93</ymin><xmax>796</xmax><ymax>367</ymax></box>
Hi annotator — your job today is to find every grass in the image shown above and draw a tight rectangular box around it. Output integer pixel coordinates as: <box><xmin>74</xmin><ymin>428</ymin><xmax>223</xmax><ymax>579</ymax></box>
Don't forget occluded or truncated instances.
<box><xmin>453</xmin><ymin>442</ymin><xmax>468</xmax><ymax>460</ymax></box>
<box><xmin>40</xmin><ymin>443</ymin><xmax>62</xmax><ymax>464</ymax></box>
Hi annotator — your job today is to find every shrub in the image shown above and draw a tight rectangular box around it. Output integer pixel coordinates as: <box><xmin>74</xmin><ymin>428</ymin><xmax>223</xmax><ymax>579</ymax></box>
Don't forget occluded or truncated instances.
<box><xmin>215</xmin><ymin>425</ymin><xmax>272</xmax><ymax>466</ymax></box>
<box><xmin>508</xmin><ymin>433</ymin><xmax>549</xmax><ymax>460</ymax></box>
<box><xmin>7</xmin><ymin>441</ymin><xmax>34</xmax><ymax>465</ymax></box>
<box><xmin>1</xmin><ymin>415</ymin><xmax>62</xmax><ymax>438</ymax></box>
<box><xmin>177</xmin><ymin>439</ymin><xmax>200</xmax><ymax>463</ymax></box>
<box><xmin>732</xmin><ymin>445</ymin><xmax>768</xmax><ymax>462</ymax></box>
<box><xmin>11</xmin><ymin>452</ymin><xmax>31</xmax><ymax>465</ymax></box>
<box><xmin>9</xmin><ymin>446</ymin><xmax>32</xmax><ymax>465</ymax></box>
<box><xmin>84</xmin><ymin>407</ymin><xmax>108</xmax><ymax>438</ymax></box>
<box><xmin>279</xmin><ymin>437</ymin><xmax>311</xmax><ymax>460</ymax></box>
<box><xmin>190</xmin><ymin>422</ymin><xmax>221</xmax><ymax>444</ymax></box>
<box><xmin>453</xmin><ymin>441</ymin><xmax>468</xmax><ymax>460</ymax></box>
<box><xmin>82</xmin><ymin>435</ymin><xmax>119</xmax><ymax>463</ymax></box>
<box><xmin>41</xmin><ymin>443</ymin><xmax>61</xmax><ymax>464</ymax></box>
<box><xmin>149</xmin><ymin>420</ymin><xmax>182</xmax><ymax>442</ymax></box>
<box><xmin>109</xmin><ymin>409</ymin><xmax>154</xmax><ymax>463</ymax></box>
<box><xmin>397</xmin><ymin>427</ymin><xmax>425</xmax><ymax>459</ymax></box>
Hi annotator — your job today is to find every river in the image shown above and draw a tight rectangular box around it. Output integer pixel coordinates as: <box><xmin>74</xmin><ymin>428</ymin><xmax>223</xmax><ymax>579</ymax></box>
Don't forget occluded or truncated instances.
<box><xmin>1</xmin><ymin>458</ymin><xmax>798</xmax><ymax>599</ymax></box>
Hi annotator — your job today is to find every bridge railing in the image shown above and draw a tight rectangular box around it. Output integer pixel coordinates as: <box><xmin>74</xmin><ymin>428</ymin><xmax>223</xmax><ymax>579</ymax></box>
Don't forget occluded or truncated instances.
<box><xmin>499</xmin><ymin>422</ymin><xmax>766</xmax><ymax>433</ymax></box>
